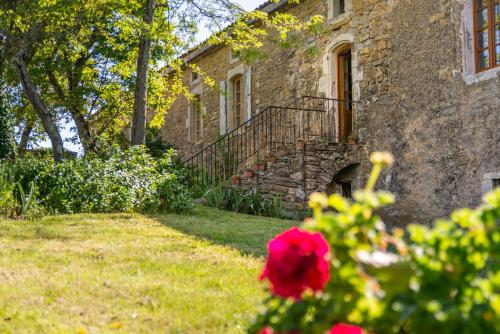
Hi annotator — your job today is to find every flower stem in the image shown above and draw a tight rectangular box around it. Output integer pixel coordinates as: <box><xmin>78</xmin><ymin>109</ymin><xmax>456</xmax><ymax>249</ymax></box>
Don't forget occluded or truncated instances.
<box><xmin>365</xmin><ymin>164</ymin><xmax>382</xmax><ymax>192</ymax></box>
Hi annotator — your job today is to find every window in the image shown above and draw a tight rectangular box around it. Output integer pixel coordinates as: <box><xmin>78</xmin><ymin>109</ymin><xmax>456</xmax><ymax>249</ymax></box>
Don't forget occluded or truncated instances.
<box><xmin>331</xmin><ymin>0</ymin><xmax>346</xmax><ymax>18</ymax></box>
<box><xmin>191</xmin><ymin>70</ymin><xmax>199</xmax><ymax>82</ymax></box>
<box><xmin>339</xmin><ymin>0</ymin><xmax>345</xmax><ymax>14</ymax></box>
<box><xmin>482</xmin><ymin>172</ymin><xmax>500</xmax><ymax>194</ymax></box>
<box><xmin>339</xmin><ymin>181</ymin><xmax>352</xmax><ymax>198</ymax></box>
<box><xmin>474</xmin><ymin>0</ymin><xmax>500</xmax><ymax>71</ymax></box>
<box><xmin>337</xmin><ymin>46</ymin><xmax>353</xmax><ymax>141</ymax></box>
<box><xmin>232</xmin><ymin>75</ymin><xmax>244</xmax><ymax>127</ymax></box>
<box><xmin>494</xmin><ymin>178</ymin><xmax>500</xmax><ymax>188</ymax></box>
<box><xmin>193</xmin><ymin>95</ymin><xmax>203</xmax><ymax>143</ymax></box>
<box><xmin>230</xmin><ymin>49</ymin><xmax>240</xmax><ymax>62</ymax></box>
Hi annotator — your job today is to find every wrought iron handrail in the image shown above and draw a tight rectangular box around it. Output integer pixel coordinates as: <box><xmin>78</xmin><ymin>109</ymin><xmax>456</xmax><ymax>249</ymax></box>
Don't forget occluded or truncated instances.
<box><xmin>183</xmin><ymin>96</ymin><xmax>359</xmax><ymax>188</ymax></box>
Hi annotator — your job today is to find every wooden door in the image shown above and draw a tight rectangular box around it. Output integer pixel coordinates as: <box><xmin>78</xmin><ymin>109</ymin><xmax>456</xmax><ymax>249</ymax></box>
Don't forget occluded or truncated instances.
<box><xmin>338</xmin><ymin>47</ymin><xmax>353</xmax><ymax>141</ymax></box>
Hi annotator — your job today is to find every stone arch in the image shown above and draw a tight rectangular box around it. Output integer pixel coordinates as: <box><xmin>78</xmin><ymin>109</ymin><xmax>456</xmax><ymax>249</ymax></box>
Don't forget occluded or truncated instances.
<box><xmin>326</xmin><ymin>163</ymin><xmax>361</xmax><ymax>198</ymax></box>
<box><xmin>319</xmin><ymin>34</ymin><xmax>362</xmax><ymax>142</ymax></box>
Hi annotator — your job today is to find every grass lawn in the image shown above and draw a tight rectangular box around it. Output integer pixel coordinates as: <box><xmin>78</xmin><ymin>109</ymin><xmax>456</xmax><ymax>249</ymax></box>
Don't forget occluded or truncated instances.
<box><xmin>0</xmin><ymin>207</ymin><xmax>297</xmax><ymax>334</ymax></box>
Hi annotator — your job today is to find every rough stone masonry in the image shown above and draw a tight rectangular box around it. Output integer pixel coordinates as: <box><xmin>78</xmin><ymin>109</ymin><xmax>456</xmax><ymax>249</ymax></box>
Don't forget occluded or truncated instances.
<box><xmin>159</xmin><ymin>0</ymin><xmax>500</xmax><ymax>224</ymax></box>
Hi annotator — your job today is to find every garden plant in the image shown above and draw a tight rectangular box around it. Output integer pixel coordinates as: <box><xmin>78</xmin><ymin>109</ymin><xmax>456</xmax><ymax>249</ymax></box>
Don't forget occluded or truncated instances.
<box><xmin>251</xmin><ymin>152</ymin><xmax>499</xmax><ymax>334</ymax></box>
<box><xmin>0</xmin><ymin>146</ymin><xmax>193</xmax><ymax>217</ymax></box>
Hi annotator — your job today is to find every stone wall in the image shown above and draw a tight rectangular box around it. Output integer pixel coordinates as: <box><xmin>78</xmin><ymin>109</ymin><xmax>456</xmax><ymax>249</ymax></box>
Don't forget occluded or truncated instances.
<box><xmin>160</xmin><ymin>0</ymin><xmax>499</xmax><ymax>224</ymax></box>
<box><xmin>363</xmin><ymin>0</ymin><xmax>499</xmax><ymax>223</ymax></box>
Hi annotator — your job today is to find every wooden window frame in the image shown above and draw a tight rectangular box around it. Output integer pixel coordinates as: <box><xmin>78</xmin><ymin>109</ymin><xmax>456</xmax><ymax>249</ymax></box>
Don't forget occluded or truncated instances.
<box><xmin>232</xmin><ymin>75</ymin><xmax>244</xmax><ymax>128</ymax></box>
<box><xmin>193</xmin><ymin>96</ymin><xmax>203</xmax><ymax>144</ymax></box>
<box><xmin>337</xmin><ymin>45</ymin><xmax>353</xmax><ymax>141</ymax></box>
<box><xmin>473</xmin><ymin>0</ymin><xmax>500</xmax><ymax>72</ymax></box>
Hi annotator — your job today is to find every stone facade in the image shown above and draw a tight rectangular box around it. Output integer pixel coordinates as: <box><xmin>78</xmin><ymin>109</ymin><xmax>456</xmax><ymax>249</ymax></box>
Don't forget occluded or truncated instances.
<box><xmin>161</xmin><ymin>0</ymin><xmax>500</xmax><ymax>224</ymax></box>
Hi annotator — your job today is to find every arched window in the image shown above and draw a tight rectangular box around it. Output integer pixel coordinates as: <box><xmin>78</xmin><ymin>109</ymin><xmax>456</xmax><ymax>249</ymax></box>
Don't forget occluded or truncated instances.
<box><xmin>232</xmin><ymin>75</ymin><xmax>244</xmax><ymax>127</ymax></box>
<box><xmin>474</xmin><ymin>0</ymin><xmax>500</xmax><ymax>71</ymax></box>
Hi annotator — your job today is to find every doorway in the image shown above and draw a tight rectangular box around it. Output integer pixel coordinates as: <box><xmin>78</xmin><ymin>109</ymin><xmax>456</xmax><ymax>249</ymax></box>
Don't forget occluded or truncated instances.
<box><xmin>337</xmin><ymin>46</ymin><xmax>353</xmax><ymax>141</ymax></box>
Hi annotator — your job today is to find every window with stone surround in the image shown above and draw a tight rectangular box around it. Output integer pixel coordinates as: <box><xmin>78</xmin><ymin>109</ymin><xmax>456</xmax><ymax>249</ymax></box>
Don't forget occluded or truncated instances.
<box><xmin>192</xmin><ymin>95</ymin><xmax>203</xmax><ymax>144</ymax></box>
<box><xmin>473</xmin><ymin>0</ymin><xmax>500</xmax><ymax>72</ymax></box>
<box><xmin>482</xmin><ymin>172</ymin><xmax>500</xmax><ymax>194</ymax></box>
<box><xmin>331</xmin><ymin>0</ymin><xmax>345</xmax><ymax>17</ymax></box>
<box><xmin>191</xmin><ymin>70</ymin><xmax>199</xmax><ymax>82</ymax></box>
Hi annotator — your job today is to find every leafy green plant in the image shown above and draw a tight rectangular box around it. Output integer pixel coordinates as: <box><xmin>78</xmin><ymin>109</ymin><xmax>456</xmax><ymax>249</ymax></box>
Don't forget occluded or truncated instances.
<box><xmin>17</xmin><ymin>181</ymin><xmax>35</xmax><ymax>216</ymax></box>
<box><xmin>250</xmin><ymin>152</ymin><xmax>499</xmax><ymax>334</ymax></box>
<box><xmin>204</xmin><ymin>183</ymin><xmax>228</xmax><ymax>210</ymax></box>
<box><xmin>0</xmin><ymin>147</ymin><xmax>193</xmax><ymax>216</ymax></box>
<box><xmin>203</xmin><ymin>183</ymin><xmax>285</xmax><ymax>219</ymax></box>
<box><xmin>0</xmin><ymin>165</ymin><xmax>17</xmax><ymax>217</ymax></box>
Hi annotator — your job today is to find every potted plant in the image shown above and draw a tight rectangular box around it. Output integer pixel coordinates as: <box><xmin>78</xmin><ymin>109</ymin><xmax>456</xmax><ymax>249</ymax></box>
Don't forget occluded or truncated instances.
<box><xmin>348</xmin><ymin>133</ymin><xmax>358</xmax><ymax>145</ymax></box>
<box><xmin>230</xmin><ymin>175</ymin><xmax>239</xmax><ymax>185</ymax></box>
<box><xmin>256</xmin><ymin>160</ymin><xmax>266</xmax><ymax>171</ymax></box>
<box><xmin>244</xmin><ymin>169</ymin><xmax>254</xmax><ymax>178</ymax></box>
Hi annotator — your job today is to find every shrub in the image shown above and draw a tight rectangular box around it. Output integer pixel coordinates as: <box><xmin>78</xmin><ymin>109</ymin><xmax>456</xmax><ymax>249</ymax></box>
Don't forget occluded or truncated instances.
<box><xmin>203</xmin><ymin>184</ymin><xmax>285</xmax><ymax>218</ymax></box>
<box><xmin>250</xmin><ymin>152</ymin><xmax>499</xmax><ymax>334</ymax></box>
<box><xmin>0</xmin><ymin>146</ymin><xmax>193</xmax><ymax>216</ymax></box>
<box><xmin>0</xmin><ymin>165</ymin><xmax>17</xmax><ymax>216</ymax></box>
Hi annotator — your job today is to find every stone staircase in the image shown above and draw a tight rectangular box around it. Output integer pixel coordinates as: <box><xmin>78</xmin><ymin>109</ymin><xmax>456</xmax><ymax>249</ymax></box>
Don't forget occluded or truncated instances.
<box><xmin>183</xmin><ymin>96</ymin><xmax>362</xmax><ymax>209</ymax></box>
<box><xmin>236</xmin><ymin>141</ymin><xmax>365</xmax><ymax>210</ymax></box>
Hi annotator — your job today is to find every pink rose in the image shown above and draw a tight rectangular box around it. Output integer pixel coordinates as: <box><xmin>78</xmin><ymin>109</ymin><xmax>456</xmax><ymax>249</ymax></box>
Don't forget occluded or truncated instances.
<box><xmin>329</xmin><ymin>323</ymin><xmax>364</xmax><ymax>334</ymax></box>
<box><xmin>260</xmin><ymin>227</ymin><xmax>330</xmax><ymax>299</ymax></box>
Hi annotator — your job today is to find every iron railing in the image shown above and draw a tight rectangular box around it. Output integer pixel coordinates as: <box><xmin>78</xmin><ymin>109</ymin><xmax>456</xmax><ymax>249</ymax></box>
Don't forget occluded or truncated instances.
<box><xmin>183</xmin><ymin>96</ymin><xmax>359</xmax><ymax>188</ymax></box>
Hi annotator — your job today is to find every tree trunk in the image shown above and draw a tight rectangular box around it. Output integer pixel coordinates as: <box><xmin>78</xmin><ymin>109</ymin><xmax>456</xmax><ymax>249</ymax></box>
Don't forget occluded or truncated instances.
<box><xmin>18</xmin><ymin>121</ymin><xmax>33</xmax><ymax>155</ymax></box>
<box><xmin>11</xmin><ymin>51</ymin><xmax>64</xmax><ymax>162</ymax></box>
<box><xmin>131</xmin><ymin>0</ymin><xmax>155</xmax><ymax>146</ymax></box>
<box><xmin>47</xmin><ymin>71</ymin><xmax>97</xmax><ymax>155</ymax></box>
<box><xmin>73</xmin><ymin>111</ymin><xmax>97</xmax><ymax>154</ymax></box>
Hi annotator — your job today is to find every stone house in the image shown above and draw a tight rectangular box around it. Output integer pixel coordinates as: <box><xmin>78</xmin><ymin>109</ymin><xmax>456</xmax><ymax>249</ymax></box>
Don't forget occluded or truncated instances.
<box><xmin>160</xmin><ymin>0</ymin><xmax>500</xmax><ymax>224</ymax></box>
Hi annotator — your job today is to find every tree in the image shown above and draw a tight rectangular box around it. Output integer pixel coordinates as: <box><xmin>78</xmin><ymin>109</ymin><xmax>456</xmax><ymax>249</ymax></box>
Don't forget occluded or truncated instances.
<box><xmin>1</xmin><ymin>1</ymin><xmax>65</xmax><ymax>161</ymax></box>
<box><xmin>0</xmin><ymin>73</ymin><xmax>16</xmax><ymax>160</ymax></box>
<box><xmin>131</xmin><ymin>0</ymin><xmax>155</xmax><ymax>146</ymax></box>
<box><xmin>0</xmin><ymin>34</ymin><xmax>16</xmax><ymax>160</ymax></box>
<box><xmin>1</xmin><ymin>0</ymin><xmax>323</xmax><ymax>157</ymax></box>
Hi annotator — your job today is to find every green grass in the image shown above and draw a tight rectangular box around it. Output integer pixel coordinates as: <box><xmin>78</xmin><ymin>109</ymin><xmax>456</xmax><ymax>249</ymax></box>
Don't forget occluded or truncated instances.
<box><xmin>0</xmin><ymin>207</ymin><xmax>297</xmax><ymax>334</ymax></box>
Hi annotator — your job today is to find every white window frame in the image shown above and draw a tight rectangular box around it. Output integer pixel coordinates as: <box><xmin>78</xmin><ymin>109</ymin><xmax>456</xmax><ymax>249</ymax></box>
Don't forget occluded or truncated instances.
<box><xmin>328</xmin><ymin>0</ymin><xmax>352</xmax><ymax>26</ymax></box>
<box><xmin>460</xmin><ymin>0</ymin><xmax>500</xmax><ymax>84</ymax></box>
<box><xmin>482</xmin><ymin>172</ymin><xmax>500</xmax><ymax>194</ymax></box>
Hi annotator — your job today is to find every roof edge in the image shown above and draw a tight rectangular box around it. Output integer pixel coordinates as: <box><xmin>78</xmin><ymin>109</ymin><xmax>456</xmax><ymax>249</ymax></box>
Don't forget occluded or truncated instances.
<box><xmin>182</xmin><ymin>0</ymin><xmax>290</xmax><ymax>64</ymax></box>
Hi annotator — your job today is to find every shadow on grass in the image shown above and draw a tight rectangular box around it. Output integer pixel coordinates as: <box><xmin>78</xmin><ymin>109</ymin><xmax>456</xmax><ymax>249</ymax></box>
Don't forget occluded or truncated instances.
<box><xmin>152</xmin><ymin>206</ymin><xmax>299</xmax><ymax>257</ymax></box>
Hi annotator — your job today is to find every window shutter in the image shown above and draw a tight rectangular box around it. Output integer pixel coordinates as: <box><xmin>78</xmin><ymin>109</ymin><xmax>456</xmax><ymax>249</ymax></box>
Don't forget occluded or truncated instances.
<box><xmin>219</xmin><ymin>81</ymin><xmax>227</xmax><ymax>135</ymax></box>
<box><xmin>244</xmin><ymin>67</ymin><xmax>252</xmax><ymax>121</ymax></box>
<box><xmin>187</xmin><ymin>103</ymin><xmax>193</xmax><ymax>143</ymax></box>
<box><xmin>201</xmin><ymin>105</ymin><xmax>206</xmax><ymax>141</ymax></box>
<box><xmin>227</xmin><ymin>81</ymin><xmax>234</xmax><ymax>131</ymax></box>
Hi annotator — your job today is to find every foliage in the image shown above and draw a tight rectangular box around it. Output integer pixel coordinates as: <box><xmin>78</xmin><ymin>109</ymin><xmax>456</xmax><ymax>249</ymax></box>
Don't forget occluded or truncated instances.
<box><xmin>204</xmin><ymin>184</ymin><xmax>285</xmax><ymax>219</ymax></box>
<box><xmin>250</xmin><ymin>152</ymin><xmax>499</xmax><ymax>334</ymax></box>
<box><xmin>0</xmin><ymin>146</ymin><xmax>193</xmax><ymax>216</ymax></box>
<box><xmin>1</xmin><ymin>0</ymin><xmax>323</xmax><ymax>153</ymax></box>
<box><xmin>145</xmin><ymin>126</ymin><xmax>176</xmax><ymax>158</ymax></box>
<box><xmin>0</xmin><ymin>165</ymin><xmax>17</xmax><ymax>217</ymax></box>
<box><xmin>0</xmin><ymin>74</ymin><xmax>16</xmax><ymax>160</ymax></box>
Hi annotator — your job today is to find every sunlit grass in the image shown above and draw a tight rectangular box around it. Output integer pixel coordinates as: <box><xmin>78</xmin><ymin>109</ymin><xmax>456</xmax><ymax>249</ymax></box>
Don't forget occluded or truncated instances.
<box><xmin>0</xmin><ymin>207</ymin><xmax>296</xmax><ymax>334</ymax></box>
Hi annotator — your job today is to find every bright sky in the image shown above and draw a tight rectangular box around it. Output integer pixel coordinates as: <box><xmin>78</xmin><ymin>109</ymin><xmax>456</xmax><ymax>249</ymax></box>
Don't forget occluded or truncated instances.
<box><xmin>39</xmin><ymin>0</ymin><xmax>266</xmax><ymax>154</ymax></box>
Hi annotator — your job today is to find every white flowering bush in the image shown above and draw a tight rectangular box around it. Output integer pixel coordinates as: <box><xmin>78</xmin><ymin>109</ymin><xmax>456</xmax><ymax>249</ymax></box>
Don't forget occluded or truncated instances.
<box><xmin>3</xmin><ymin>147</ymin><xmax>193</xmax><ymax>215</ymax></box>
